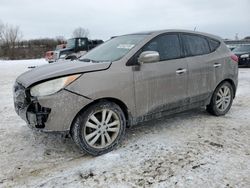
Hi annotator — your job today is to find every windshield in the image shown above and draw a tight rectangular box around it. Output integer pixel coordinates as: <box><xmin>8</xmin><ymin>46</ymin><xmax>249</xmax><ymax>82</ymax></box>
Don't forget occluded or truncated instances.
<box><xmin>66</xmin><ymin>39</ymin><xmax>75</xmax><ymax>49</ymax></box>
<box><xmin>232</xmin><ymin>45</ymin><xmax>250</xmax><ymax>53</ymax></box>
<box><xmin>79</xmin><ymin>34</ymin><xmax>147</xmax><ymax>62</ymax></box>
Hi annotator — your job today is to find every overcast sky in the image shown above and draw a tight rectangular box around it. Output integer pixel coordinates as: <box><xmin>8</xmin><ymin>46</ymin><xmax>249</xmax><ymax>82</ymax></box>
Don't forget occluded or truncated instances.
<box><xmin>0</xmin><ymin>0</ymin><xmax>249</xmax><ymax>40</ymax></box>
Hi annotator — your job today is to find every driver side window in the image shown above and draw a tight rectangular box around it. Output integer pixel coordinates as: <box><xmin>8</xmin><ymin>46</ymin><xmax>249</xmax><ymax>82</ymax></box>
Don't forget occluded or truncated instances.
<box><xmin>143</xmin><ymin>34</ymin><xmax>181</xmax><ymax>61</ymax></box>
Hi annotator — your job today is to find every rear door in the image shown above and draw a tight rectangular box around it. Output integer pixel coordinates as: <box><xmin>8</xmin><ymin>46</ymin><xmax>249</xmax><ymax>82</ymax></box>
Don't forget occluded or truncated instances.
<box><xmin>180</xmin><ymin>34</ymin><xmax>213</xmax><ymax>103</ymax></box>
<box><xmin>206</xmin><ymin>38</ymin><xmax>223</xmax><ymax>90</ymax></box>
<box><xmin>133</xmin><ymin>33</ymin><xmax>188</xmax><ymax>117</ymax></box>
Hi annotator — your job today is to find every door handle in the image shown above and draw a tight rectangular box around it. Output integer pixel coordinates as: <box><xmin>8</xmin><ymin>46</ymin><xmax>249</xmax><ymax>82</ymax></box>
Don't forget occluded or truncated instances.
<box><xmin>176</xmin><ymin>68</ymin><xmax>187</xmax><ymax>74</ymax></box>
<box><xmin>213</xmin><ymin>63</ymin><xmax>221</xmax><ymax>68</ymax></box>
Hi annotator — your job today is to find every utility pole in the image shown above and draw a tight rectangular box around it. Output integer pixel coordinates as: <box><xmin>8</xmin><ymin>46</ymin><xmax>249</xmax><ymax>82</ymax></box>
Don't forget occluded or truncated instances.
<box><xmin>235</xmin><ymin>33</ymin><xmax>239</xmax><ymax>40</ymax></box>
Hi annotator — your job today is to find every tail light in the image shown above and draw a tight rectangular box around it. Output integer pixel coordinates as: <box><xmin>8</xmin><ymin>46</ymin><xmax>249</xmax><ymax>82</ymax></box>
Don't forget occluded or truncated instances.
<box><xmin>230</xmin><ymin>54</ymin><xmax>238</xmax><ymax>63</ymax></box>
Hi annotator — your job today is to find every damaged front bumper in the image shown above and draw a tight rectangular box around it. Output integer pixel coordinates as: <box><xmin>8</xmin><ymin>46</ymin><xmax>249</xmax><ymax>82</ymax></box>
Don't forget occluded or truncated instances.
<box><xmin>13</xmin><ymin>82</ymin><xmax>92</xmax><ymax>132</ymax></box>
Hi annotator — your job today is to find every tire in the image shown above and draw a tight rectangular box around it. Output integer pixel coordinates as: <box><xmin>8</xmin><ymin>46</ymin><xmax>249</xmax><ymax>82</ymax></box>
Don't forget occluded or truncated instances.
<box><xmin>71</xmin><ymin>101</ymin><xmax>126</xmax><ymax>156</ymax></box>
<box><xmin>207</xmin><ymin>81</ymin><xmax>234</xmax><ymax>116</ymax></box>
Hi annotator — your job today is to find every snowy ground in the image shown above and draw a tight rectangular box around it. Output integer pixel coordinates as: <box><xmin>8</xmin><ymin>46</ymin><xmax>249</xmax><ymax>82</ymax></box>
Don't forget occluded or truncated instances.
<box><xmin>0</xmin><ymin>59</ymin><xmax>249</xmax><ymax>188</ymax></box>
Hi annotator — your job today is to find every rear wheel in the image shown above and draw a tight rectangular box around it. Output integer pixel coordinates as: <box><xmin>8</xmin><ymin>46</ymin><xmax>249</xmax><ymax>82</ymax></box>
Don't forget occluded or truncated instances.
<box><xmin>207</xmin><ymin>81</ymin><xmax>234</xmax><ymax>116</ymax></box>
<box><xmin>71</xmin><ymin>101</ymin><xmax>126</xmax><ymax>156</ymax></box>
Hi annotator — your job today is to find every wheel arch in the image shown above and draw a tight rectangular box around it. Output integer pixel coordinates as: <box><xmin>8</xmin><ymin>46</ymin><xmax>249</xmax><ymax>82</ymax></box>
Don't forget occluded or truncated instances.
<box><xmin>217</xmin><ymin>78</ymin><xmax>236</xmax><ymax>98</ymax></box>
<box><xmin>70</xmin><ymin>97</ymin><xmax>130</xmax><ymax>134</ymax></box>
<box><xmin>207</xmin><ymin>78</ymin><xmax>237</xmax><ymax>107</ymax></box>
<box><xmin>207</xmin><ymin>78</ymin><xmax>236</xmax><ymax>116</ymax></box>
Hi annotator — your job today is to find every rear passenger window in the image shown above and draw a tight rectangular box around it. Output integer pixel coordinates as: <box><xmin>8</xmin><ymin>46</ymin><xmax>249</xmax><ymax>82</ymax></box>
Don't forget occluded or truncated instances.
<box><xmin>181</xmin><ymin>34</ymin><xmax>210</xmax><ymax>56</ymax></box>
<box><xmin>143</xmin><ymin>34</ymin><xmax>181</xmax><ymax>61</ymax></box>
<box><xmin>207</xmin><ymin>38</ymin><xmax>220</xmax><ymax>52</ymax></box>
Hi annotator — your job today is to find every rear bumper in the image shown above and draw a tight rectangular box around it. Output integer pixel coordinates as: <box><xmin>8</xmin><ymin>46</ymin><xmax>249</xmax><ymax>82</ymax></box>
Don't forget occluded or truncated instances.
<box><xmin>14</xmin><ymin>83</ymin><xmax>92</xmax><ymax>132</ymax></box>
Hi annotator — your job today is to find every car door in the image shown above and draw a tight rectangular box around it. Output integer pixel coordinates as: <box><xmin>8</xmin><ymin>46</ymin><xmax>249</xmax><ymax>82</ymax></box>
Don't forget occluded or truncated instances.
<box><xmin>206</xmin><ymin>38</ymin><xmax>223</xmax><ymax>91</ymax></box>
<box><xmin>180</xmin><ymin>34</ymin><xmax>213</xmax><ymax>103</ymax></box>
<box><xmin>133</xmin><ymin>33</ymin><xmax>188</xmax><ymax>118</ymax></box>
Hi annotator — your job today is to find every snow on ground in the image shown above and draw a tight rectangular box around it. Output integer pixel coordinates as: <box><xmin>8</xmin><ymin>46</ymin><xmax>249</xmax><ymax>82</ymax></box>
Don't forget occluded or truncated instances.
<box><xmin>0</xmin><ymin>59</ymin><xmax>249</xmax><ymax>187</ymax></box>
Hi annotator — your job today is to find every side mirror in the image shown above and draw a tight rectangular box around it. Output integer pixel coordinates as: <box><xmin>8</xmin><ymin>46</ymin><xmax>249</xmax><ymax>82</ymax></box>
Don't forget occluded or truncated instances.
<box><xmin>138</xmin><ymin>51</ymin><xmax>160</xmax><ymax>65</ymax></box>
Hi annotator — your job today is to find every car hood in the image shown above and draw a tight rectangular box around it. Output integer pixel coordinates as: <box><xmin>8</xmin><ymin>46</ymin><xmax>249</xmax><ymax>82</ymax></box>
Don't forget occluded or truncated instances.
<box><xmin>16</xmin><ymin>61</ymin><xmax>111</xmax><ymax>88</ymax></box>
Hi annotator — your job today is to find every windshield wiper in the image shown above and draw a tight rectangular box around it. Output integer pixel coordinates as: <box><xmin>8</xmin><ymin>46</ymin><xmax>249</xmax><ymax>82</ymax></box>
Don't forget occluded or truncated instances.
<box><xmin>79</xmin><ymin>58</ymin><xmax>99</xmax><ymax>63</ymax></box>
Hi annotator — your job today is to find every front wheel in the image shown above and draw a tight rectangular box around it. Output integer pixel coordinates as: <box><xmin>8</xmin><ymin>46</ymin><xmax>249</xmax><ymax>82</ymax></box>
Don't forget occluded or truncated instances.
<box><xmin>207</xmin><ymin>81</ymin><xmax>234</xmax><ymax>116</ymax></box>
<box><xmin>71</xmin><ymin>101</ymin><xmax>126</xmax><ymax>156</ymax></box>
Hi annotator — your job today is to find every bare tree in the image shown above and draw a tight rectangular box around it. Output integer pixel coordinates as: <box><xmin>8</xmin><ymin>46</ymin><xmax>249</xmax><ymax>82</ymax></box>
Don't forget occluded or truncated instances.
<box><xmin>0</xmin><ymin>20</ymin><xmax>4</xmax><ymax>44</ymax></box>
<box><xmin>0</xmin><ymin>21</ymin><xmax>4</xmax><ymax>58</ymax></box>
<box><xmin>55</xmin><ymin>35</ymin><xmax>66</xmax><ymax>44</ymax></box>
<box><xmin>72</xmin><ymin>27</ymin><xmax>89</xmax><ymax>38</ymax></box>
<box><xmin>1</xmin><ymin>23</ymin><xmax>22</xmax><ymax>59</ymax></box>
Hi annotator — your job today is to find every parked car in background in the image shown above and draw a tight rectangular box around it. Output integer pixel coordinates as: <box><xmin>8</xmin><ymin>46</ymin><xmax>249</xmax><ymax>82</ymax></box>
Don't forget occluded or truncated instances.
<box><xmin>232</xmin><ymin>44</ymin><xmax>250</xmax><ymax>67</ymax></box>
<box><xmin>45</xmin><ymin>44</ymin><xmax>66</xmax><ymax>63</ymax></box>
<box><xmin>224</xmin><ymin>39</ymin><xmax>250</xmax><ymax>51</ymax></box>
<box><xmin>14</xmin><ymin>29</ymin><xmax>238</xmax><ymax>156</ymax></box>
<box><xmin>226</xmin><ymin>44</ymin><xmax>238</xmax><ymax>51</ymax></box>
<box><xmin>53</xmin><ymin>38</ymin><xmax>103</xmax><ymax>62</ymax></box>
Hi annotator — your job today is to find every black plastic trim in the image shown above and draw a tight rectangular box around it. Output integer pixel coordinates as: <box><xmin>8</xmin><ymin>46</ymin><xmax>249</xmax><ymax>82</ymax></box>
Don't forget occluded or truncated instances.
<box><xmin>64</xmin><ymin>88</ymin><xmax>92</xmax><ymax>100</ymax></box>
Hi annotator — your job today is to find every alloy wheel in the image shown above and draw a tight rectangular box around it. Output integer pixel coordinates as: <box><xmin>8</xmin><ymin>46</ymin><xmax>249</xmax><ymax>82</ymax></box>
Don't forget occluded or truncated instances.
<box><xmin>215</xmin><ymin>85</ymin><xmax>231</xmax><ymax>111</ymax></box>
<box><xmin>83</xmin><ymin>109</ymin><xmax>121</xmax><ymax>149</ymax></box>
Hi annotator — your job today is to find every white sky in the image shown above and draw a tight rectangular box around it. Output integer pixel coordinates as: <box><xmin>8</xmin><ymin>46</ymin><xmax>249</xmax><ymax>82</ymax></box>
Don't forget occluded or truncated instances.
<box><xmin>0</xmin><ymin>0</ymin><xmax>249</xmax><ymax>40</ymax></box>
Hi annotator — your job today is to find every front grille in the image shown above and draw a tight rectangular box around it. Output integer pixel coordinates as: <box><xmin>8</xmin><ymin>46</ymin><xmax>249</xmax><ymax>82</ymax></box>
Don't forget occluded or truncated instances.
<box><xmin>13</xmin><ymin>82</ymin><xmax>28</xmax><ymax>112</ymax></box>
<box><xmin>13</xmin><ymin>82</ymin><xmax>24</xmax><ymax>92</ymax></box>
<box><xmin>13</xmin><ymin>82</ymin><xmax>51</xmax><ymax>128</ymax></box>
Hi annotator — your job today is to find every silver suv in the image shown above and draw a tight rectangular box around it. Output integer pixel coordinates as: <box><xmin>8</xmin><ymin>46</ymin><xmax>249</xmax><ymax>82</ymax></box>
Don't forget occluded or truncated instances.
<box><xmin>13</xmin><ymin>30</ymin><xmax>238</xmax><ymax>155</ymax></box>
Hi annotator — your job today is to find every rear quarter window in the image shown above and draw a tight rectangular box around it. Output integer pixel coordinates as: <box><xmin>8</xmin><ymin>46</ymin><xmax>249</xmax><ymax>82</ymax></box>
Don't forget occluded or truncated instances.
<box><xmin>207</xmin><ymin>38</ymin><xmax>220</xmax><ymax>52</ymax></box>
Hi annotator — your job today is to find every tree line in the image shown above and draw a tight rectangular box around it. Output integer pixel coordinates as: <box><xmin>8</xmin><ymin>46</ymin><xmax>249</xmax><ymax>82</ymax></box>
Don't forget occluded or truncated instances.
<box><xmin>0</xmin><ymin>21</ymin><xmax>89</xmax><ymax>60</ymax></box>
<box><xmin>1</xmin><ymin>21</ymin><xmax>249</xmax><ymax>60</ymax></box>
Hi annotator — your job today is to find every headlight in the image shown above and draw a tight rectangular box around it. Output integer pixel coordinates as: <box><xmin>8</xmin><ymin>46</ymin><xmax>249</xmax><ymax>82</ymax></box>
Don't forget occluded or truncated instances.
<box><xmin>241</xmin><ymin>54</ymin><xmax>249</xmax><ymax>58</ymax></box>
<box><xmin>30</xmin><ymin>74</ymin><xmax>81</xmax><ymax>97</ymax></box>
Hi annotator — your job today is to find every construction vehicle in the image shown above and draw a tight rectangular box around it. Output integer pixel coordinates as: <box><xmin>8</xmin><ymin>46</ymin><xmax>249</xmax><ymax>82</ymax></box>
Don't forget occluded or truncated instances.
<box><xmin>45</xmin><ymin>44</ymin><xmax>66</xmax><ymax>63</ymax></box>
<box><xmin>53</xmin><ymin>38</ymin><xmax>103</xmax><ymax>62</ymax></box>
